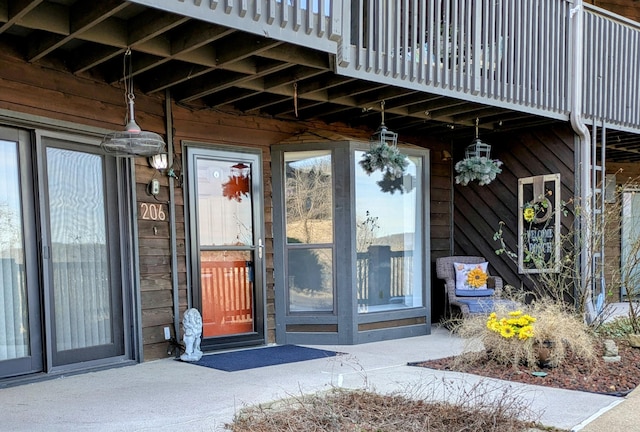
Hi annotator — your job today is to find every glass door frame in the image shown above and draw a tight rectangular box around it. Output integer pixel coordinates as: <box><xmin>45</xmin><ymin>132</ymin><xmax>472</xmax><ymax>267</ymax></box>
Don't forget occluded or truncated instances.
<box><xmin>184</xmin><ymin>142</ymin><xmax>266</xmax><ymax>351</ymax></box>
<box><xmin>35</xmin><ymin>130</ymin><xmax>135</xmax><ymax>374</ymax></box>
<box><xmin>0</xmin><ymin>126</ymin><xmax>43</xmax><ymax>378</ymax></box>
<box><xmin>622</xmin><ymin>188</ymin><xmax>640</xmax><ymax>299</ymax></box>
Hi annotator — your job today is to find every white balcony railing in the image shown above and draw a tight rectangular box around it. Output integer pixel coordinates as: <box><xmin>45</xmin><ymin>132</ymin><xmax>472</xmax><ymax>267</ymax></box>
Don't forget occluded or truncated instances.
<box><xmin>132</xmin><ymin>0</ymin><xmax>640</xmax><ymax>133</ymax></box>
<box><xmin>132</xmin><ymin>0</ymin><xmax>344</xmax><ymax>53</ymax></box>
<box><xmin>583</xmin><ymin>4</ymin><xmax>640</xmax><ymax>132</ymax></box>
<box><xmin>338</xmin><ymin>0</ymin><xmax>573</xmax><ymax>120</ymax></box>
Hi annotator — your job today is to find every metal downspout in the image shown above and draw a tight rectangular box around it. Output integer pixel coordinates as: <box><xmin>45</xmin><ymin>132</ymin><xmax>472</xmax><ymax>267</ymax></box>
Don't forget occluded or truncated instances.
<box><xmin>165</xmin><ymin>89</ymin><xmax>181</xmax><ymax>342</ymax></box>
<box><xmin>569</xmin><ymin>0</ymin><xmax>594</xmax><ymax>321</ymax></box>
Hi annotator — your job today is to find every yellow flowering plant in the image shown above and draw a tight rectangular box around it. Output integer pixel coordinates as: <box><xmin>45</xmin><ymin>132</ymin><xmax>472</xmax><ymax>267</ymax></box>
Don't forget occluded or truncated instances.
<box><xmin>456</xmin><ymin>302</ymin><xmax>596</xmax><ymax>369</ymax></box>
<box><xmin>486</xmin><ymin>310</ymin><xmax>536</xmax><ymax>341</ymax></box>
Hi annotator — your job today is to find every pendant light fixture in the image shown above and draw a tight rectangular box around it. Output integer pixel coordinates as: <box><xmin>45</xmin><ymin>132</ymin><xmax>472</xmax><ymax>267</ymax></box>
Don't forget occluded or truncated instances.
<box><xmin>101</xmin><ymin>48</ymin><xmax>166</xmax><ymax>157</ymax></box>
<box><xmin>369</xmin><ymin>100</ymin><xmax>398</xmax><ymax>148</ymax></box>
<box><xmin>465</xmin><ymin>117</ymin><xmax>492</xmax><ymax>159</ymax></box>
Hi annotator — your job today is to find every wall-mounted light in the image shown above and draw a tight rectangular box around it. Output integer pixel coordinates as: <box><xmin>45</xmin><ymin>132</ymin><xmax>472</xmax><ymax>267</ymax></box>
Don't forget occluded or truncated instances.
<box><xmin>441</xmin><ymin>150</ymin><xmax>452</xmax><ymax>161</ymax></box>
<box><xmin>149</xmin><ymin>153</ymin><xmax>168</xmax><ymax>170</ymax></box>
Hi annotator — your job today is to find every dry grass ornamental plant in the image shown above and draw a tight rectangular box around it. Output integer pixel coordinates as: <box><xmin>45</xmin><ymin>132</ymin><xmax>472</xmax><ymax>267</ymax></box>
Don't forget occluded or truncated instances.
<box><xmin>455</xmin><ymin>301</ymin><xmax>596</xmax><ymax>368</ymax></box>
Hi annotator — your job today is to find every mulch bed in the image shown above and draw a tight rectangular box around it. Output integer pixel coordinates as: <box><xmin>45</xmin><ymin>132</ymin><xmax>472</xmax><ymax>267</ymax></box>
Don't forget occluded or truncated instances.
<box><xmin>412</xmin><ymin>339</ymin><xmax>640</xmax><ymax>396</ymax></box>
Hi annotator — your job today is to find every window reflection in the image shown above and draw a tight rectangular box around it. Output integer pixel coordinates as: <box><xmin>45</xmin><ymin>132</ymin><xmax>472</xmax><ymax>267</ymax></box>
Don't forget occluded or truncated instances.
<box><xmin>287</xmin><ymin>247</ymin><xmax>333</xmax><ymax>312</ymax></box>
<box><xmin>285</xmin><ymin>151</ymin><xmax>333</xmax><ymax>244</ymax></box>
<box><xmin>355</xmin><ymin>152</ymin><xmax>423</xmax><ymax>313</ymax></box>
<box><xmin>284</xmin><ymin>150</ymin><xmax>334</xmax><ymax>313</ymax></box>
<box><xmin>197</xmin><ymin>158</ymin><xmax>253</xmax><ymax>246</ymax></box>
<box><xmin>0</xmin><ymin>140</ymin><xmax>30</xmax><ymax>360</ymax></box>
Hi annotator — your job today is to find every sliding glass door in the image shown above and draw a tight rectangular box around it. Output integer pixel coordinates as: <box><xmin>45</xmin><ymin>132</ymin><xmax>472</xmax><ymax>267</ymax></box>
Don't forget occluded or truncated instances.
<box><xmin>42</xmin><ymin>140</ymin><xmax>124</xmax><ymax>366</ymax></box>
<box><xmin>0</xmin><ymin>127</ymin><xmax>128</xmax><ymax>380</ymax></box>
<box><xmin>0</xmin><ymin>128</ymin><xmax>42</xmax><ymax>378</ymax></box>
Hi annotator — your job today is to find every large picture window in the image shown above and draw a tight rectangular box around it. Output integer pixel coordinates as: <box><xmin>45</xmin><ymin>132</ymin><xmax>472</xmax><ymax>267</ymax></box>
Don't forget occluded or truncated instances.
<box><xmin>273</xmin><ymin>141</ymin><xmax>430</xmax><ymax>345</ymax></box>
<box><xmin>355</xmin><ymin>151</ymin><xmax>423</xmax><ymax>313</ymax></box>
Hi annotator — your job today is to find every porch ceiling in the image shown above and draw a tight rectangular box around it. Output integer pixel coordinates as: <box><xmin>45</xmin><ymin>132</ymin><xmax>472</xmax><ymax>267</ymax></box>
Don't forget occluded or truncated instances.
<box><xmin>1</xmin><ymin>0</ymin><xmax>639</xmax><ymax>162</ymax></box>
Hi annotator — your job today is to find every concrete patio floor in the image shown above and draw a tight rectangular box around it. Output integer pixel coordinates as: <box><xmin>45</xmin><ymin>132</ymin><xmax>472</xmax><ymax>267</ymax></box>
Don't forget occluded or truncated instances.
<box><xmin>0</xmin><ymin>325</ymin><xmax>634</xmax><ymax>432</ymax></box>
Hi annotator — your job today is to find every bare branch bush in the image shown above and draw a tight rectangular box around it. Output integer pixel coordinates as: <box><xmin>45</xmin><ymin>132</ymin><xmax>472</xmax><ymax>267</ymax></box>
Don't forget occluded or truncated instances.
<box><xmin>494</xmin><ymin>174</ymin><xmax>640</xmax><ymax>329</ymax></box>
<box><xmin>226</xmin><ymin>378</ymin><xmax>543</xmax><ymax>432</ymax></box>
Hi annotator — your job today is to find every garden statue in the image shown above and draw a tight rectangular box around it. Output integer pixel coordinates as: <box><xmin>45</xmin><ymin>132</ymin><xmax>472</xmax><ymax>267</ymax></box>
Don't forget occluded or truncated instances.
<box><xmin>180</xmin><ymin>308</ymin><xmax>203</xmax><ymax>362</ymax></box>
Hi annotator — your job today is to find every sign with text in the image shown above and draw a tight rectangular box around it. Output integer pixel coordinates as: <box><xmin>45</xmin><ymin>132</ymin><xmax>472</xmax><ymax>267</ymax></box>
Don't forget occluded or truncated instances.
<box><xmin>518</xmin><ymin>174</ymin><xmax>561</xmax><ymax>274</ymax></box>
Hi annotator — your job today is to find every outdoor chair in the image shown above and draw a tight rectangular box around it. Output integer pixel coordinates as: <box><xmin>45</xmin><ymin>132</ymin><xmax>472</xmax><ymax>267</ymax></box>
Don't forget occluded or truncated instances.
<box><xmin>435</xmin><ymin>256</ymin><xmax>507</xmax><ymax>318</ymax></box>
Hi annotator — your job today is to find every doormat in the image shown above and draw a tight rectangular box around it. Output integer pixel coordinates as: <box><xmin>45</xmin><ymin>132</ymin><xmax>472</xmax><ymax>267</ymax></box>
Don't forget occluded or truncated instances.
<box><xmin>187</xmin><ymin>345</ymin><xmax>340</xmax><ymax>372</ymax></box>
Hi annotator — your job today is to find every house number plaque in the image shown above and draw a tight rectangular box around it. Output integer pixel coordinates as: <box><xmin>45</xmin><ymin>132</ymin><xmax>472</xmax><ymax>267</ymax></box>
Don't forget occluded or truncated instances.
<box><xmin>139</xmin><ymin>202</ymin><xmax>167</xmax><ymax>221</ymax></box>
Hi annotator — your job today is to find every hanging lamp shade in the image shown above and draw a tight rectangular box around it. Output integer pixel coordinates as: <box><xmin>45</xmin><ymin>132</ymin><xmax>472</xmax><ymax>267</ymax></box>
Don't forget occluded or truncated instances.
<box><xmin>101</xmin><ymin>94</ymin><xmax>165</xmax><ymax>157</ymax></box>
<box><xmin>100</xmin><ymin>48</ymin><xmax>165</xmax><ymax>157</ymax></box>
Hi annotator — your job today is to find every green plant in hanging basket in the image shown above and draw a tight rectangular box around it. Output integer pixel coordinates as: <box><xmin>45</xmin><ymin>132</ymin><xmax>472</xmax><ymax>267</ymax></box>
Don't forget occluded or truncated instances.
<box><xmin>454</xmin><ymin>156</ymin><xmax>503</xmax><ymax>186</ymax></box>
<box><xmin>360</xmin><ymin>142</ymin><xmax>409</xmax><ymax>179</ymax></box>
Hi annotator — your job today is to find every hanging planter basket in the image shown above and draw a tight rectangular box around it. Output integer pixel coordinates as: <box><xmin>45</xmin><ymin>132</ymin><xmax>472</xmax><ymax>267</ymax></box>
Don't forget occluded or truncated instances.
<box><xmin>360</xmin><ymin>101</ymin><xmax>409</xmax><ymax>179</ymax></box>
<box><xmin>455</xmin><ymin>156</ymin><xmax>503</xmax><ymax>186</ymax></box>
<box><xmin>360</xmin><ymin>140</ymin><xmax>409</xmax><ymax>179</ymax></box>
<box><xmin>455</xmin><ymin>119</ymin><xmax>503</xmax><ymax>186</ymax></box>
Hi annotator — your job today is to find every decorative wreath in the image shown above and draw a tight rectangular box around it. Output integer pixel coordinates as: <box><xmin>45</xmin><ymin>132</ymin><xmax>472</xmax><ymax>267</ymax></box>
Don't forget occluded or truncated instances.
<box><xmin>523</xmin><ymin>197</ymin><xmax>552</xmax><ymax>224</ymax></box>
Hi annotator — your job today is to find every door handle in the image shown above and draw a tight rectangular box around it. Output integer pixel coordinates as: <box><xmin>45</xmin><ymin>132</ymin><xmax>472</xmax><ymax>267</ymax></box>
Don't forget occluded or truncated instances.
<box><xmin>257</xmin><ymin>238</ymin><xmax>263</xmax><ymax>259</ymax></box>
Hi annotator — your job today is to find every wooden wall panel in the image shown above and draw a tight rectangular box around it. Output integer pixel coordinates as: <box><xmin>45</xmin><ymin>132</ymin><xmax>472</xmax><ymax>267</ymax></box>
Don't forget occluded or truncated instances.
<box><xmin>0</xmin><ymin>47</ymin><xmax>453</xmax><ymax>361</ymax></box>
<box><xmin>586</xmin><ymin>0</ymin><xmax>640</xmax><ymax>22</ymax></box>
<box><xmin>453</xmin><ymin>125</ymin><xmax>577</xmax><ymax>294</ymax></box>
<box><xmin>0</xmin><ymin>49</ymin><xmax>165</xmax><ymax>133</ymax></box>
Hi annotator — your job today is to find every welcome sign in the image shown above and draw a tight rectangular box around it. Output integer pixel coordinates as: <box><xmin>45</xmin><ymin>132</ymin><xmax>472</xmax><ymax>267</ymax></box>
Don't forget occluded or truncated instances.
<box><xmin>518</xmin><ymin>174</ymin><xmax>561</xmax><ymax>274</ymax></box>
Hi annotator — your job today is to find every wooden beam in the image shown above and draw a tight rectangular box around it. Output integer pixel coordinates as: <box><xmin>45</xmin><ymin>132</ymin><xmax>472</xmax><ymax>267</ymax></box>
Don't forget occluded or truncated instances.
<box><xmin>0</xmin><ymin>0</ymin><xmax>44</xmax><ymax>34</ymax></box>
<box><xmin>27</xmin><ymin>0</ymin><xmax>130</xmax><ymax>62</ymax></box>
<box><xmin>178</xmin><ymin>60</ymin><xmax>290</xmax><ymax>101</ymax></box>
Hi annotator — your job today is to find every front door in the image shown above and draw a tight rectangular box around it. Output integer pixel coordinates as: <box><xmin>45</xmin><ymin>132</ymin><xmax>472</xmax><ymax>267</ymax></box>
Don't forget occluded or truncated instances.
<box><xmin>622</xmin><ymin>189</ymin><xmax>640</xmax><ymax>298</ymax></box>
<box><xmin>186</xmin><ymin>146</ymin><xmax>265</xmax><ymax>348</ymax></box>
<box><xmin>0</xmin><ymin>127</ymin><xmax>128</xmax><ymax>380</ymax></box>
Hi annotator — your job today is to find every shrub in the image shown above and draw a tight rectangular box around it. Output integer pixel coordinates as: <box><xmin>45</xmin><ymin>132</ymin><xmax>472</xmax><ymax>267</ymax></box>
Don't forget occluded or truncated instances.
<box><xmin>455</xmin><ymin>301</ymin><xmax>596</xmax><ymax>368</ymax></box>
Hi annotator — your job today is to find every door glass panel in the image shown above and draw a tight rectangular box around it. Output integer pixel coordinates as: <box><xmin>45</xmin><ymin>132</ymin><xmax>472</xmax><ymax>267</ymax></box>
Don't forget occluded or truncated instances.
<box><xmin>284</xmin><ymin>150</ymin><xmax>334</xmax><ymax>313</ymax></box>
<box><xmin>287</xmin><ymin>247</ymin><xmax>333</xmax><ymax>312</ymax></box>
<box><xmin>622</xmin><ymin>190</ymin><xmax>640</xmax><ymax>298</ymax></box>
<box><xmin>284</xmin><ymin>151</ymin><xmax>333</xmax><ymax>244</ymax></box>
<box><xmin>355</xmin><ymin>151</ymin><xmax>423</xmax><ymax>313</ymax></box>
<box><xmin>47</xmin><ymin>148</ymin><xmax>112</xmax><ymax>351</ymax></box>
<box><xmin>0</xmin><ymin>141</ymin><xmax>29</xmax><ymax>361</ymax></box>
<box><xmin>200</xmin><ymin>250</ymin><xmax>254</xmax><ymax>337</ymax></box>
<box><xmin>197</xmin><ymin>159</ymin><xmax>253</xmax><ymax>246</ymax></box>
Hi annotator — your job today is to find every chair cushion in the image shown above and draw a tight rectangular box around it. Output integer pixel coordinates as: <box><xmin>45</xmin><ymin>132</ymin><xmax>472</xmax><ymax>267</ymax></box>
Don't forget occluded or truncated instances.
<box><xmin>457</xmin><ymin>298</ymin><xmax>496</xmax><ymax>314</ymax></box>
<box><xmin>455</xmin><ymin>289</ymin><xmax>495</xmax><ymax>297</ymax></box>
<box><xmin>454</xmin><ymin>261</ymin><xmax>490</xmax><ymax>293</ymax></box>
<box><xmin>457</xmin><ymin>298</ymin><xmax>519</xmax><ymax>314</ymax></box>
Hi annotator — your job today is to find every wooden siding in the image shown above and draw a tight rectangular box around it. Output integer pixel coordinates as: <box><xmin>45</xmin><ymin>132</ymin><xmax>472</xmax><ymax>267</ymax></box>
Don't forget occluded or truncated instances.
<box><xmin>0</xmin><ymin>45</ymin><xmax>452</xmax><ymax>361</ymax></box>
<box><xmin>586</xmin><ymin>0</ymin><xmax>640</xmax><ymax>22</ymax></box>
<box><xmin>453</xmin><ymin>124</ymin><xmax>576</xmax><ymax>294</ymax></box>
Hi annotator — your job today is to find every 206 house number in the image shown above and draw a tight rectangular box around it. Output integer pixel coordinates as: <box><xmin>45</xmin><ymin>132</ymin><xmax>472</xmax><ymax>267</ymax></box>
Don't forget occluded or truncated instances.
<box><xmin>139</xmin><ymin>203</ymin><xmax>166</xmax><ymax>221</ymax></box>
